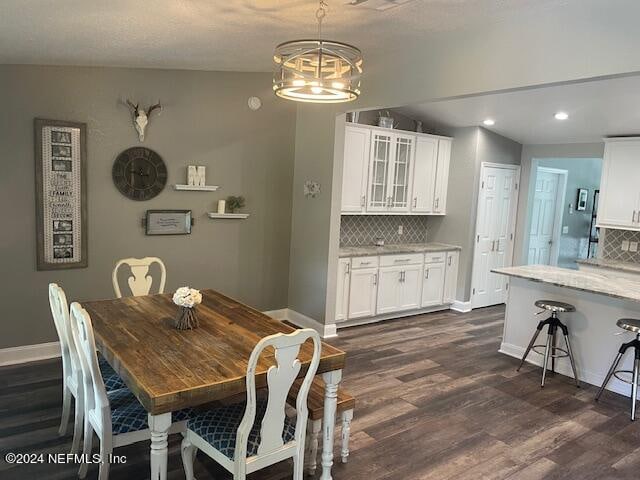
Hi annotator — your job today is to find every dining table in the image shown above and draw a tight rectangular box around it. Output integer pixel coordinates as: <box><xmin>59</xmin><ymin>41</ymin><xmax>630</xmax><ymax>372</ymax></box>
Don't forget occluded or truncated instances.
<box><xmin>83</xmin><ymin>288</ymin><xmax>346</xmax><ymax>480</ymax></box>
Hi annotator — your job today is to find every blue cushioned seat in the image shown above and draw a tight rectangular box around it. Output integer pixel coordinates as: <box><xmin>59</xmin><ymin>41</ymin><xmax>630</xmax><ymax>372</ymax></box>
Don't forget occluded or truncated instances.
<box><xmin>187</xmin><ymin>400</ymin><xmax>296</xmax><ymax>460</ymax></box>
<box><xmin>106</xmin><ymin>388</ymin><xmax>193</xmax><ymax>435</ymax></box>
<box><xmin>98</xmin><ymin>354</ymin><xmax>126</xmax><ymax>391</ymax></box>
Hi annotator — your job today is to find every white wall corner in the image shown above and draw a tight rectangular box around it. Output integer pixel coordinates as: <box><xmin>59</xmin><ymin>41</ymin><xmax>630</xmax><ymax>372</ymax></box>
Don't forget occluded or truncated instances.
<box><xmin>0</xmin><ymin>341</ymin><xmax>61</xmax><ymax>367</ymax></box>
<box><xmin>450</xmin><ymin>300</ymin><xmax>472</xmax><ymax>313</ymax></box>
<box><xmin>269</xmin><ymin>308</ymin><xmax>337</xmax><ymax>339</ymax></box>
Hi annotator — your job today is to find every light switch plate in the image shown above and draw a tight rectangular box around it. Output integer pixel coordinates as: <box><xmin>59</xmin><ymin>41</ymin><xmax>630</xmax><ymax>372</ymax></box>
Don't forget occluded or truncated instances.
<box><xmin>622</xmin><ymin>240</ymin><xmax>630</xmax><ymax>251</ymax></box>
<box><xmin>630</xmin><ymin>241</ymin><xmax>638</xmax><ymax>253</ymax></box>
<box><xmin>398</xmin><ymin>225</ymin><xmax>403</xmax><ymax>235</ymax></box>
<box><xmin>562</xmin><ymin>226</ymin><xmax>569</xmax><ymax>234</ymax></box>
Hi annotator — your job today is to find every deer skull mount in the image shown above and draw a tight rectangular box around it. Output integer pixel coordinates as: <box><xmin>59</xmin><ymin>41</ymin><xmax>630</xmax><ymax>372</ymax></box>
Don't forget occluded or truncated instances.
<box><xmin>126</xmin><ymin>100</ymin><xmax>162</xmax><ymax>142</ymax></box>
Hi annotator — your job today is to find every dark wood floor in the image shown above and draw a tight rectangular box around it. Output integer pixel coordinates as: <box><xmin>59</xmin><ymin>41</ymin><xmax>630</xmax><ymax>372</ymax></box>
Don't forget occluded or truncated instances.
<box><xmin>2</xmin><ymin>306</ymin><xmax>640</xmax><ymax>479</ymax></box>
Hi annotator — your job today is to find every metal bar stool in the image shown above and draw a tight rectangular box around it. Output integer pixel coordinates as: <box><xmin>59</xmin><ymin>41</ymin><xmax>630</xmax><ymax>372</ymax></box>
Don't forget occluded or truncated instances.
<box><xmin>517</xmin><ymin>300</ymin><xmax>580</xmax><ymax>388</ymax></box>
<box><xmin>595</xmin><ymin>318</ymin><xmax>640</xmax><ymax>421</ymax></box>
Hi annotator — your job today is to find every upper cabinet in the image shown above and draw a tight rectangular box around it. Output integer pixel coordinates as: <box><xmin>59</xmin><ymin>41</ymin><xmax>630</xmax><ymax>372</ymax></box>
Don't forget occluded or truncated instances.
<box><xmin>597</xmin><ymin>138</ymin><xmax>640</xmax><ymax>231</ymax></box>
<box><xmin>340</xmin><ymin>123</ymin><xmax>452</xmax><ymax>215</ymax></box>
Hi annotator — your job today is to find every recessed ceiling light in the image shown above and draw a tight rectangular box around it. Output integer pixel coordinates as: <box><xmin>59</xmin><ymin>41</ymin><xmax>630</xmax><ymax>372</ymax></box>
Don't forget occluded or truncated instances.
<box><xmin>554</xmin><ymin>111</ymin><xmax>569</xmax><ymax>120</ymax></box>
<box><xmin>483</xmin><ymin>119</ymin><xmax>495</xmax><ymax>126</ymax></box>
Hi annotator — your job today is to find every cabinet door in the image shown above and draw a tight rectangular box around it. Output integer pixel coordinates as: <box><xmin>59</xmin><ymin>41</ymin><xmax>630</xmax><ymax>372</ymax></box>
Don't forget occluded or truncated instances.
<box><xmin>376</xmin><ymin>266</ymin><xmax>403</xmax><ymax>315</ymax></box>
<box><xmin>421</xmin><ymin>262</ymin><xmax>445</xmax><ymax>307</ymax></box>
<box><xmin>341</xmin><ymin>126</ymin><xmax>371</xmax><ymax>213</ymax></box>
<box><xmin>443</xmin><ymin>251</ymin><xmax>459</xmax><ymax>304</ymax></box>
<box><xmin>335</xmin><ymin>258</ymin><xmax>351</xmax><ymax>322</ymax></box>
<box><xmin>387</xmin><ymin>134</ymin><xmax>414</xmax><ymax>212</ymax></box>
<box><xmin>598</xmin><ymin>140</ymin><xmax>640</xmax><ymax>229</ymax></box>
<box><xmin>367</xmin><ymin>132</ymin><xmax>393</xmax><ymax>212</ymax></box>
<box><xmin>347</xmin><ymin>267</ymin><xmax>378</xmax><ymax>319</ymax></box>
<box><xmin>411</xmin><ymin>136</ymin><xmax>438</xmax><ymax>213</ymax></box>
<box><xmin>433</xmin><ymin>138</ymin><xmax>451</xmax><ymax>214</ymax></box>
<box><xmin>398</xmin><ymin>264</ymin><xmax>423</xmax><ymax>311</ymax></box>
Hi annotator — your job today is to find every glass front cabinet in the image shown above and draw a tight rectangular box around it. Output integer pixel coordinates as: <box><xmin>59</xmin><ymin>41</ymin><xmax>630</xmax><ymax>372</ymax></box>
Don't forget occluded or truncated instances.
<box><xmin>367</xmin><ymin>132</ymin><xmax>414</xmax><ymax>212</ymax></box>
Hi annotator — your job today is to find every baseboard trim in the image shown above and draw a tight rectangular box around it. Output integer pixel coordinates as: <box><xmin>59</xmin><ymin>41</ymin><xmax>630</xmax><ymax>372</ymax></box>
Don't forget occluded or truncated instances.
<box><xmin>500</xmin><ymin>342</ymin><xmax>639</xmax><ymax>400</ymax></box>
<box><xmin>262</xmin><ymin>309</ymin><xmax>289</xmax><ymax>321</ymax></box>
<box><xmin>284</xmin><ymin>309</ymin><xmax>337</xmax><ymax>338</ymax></box>
<box><xmin>0</xmin><ymin>341</ymin><xmax>61</xmax><ymax>367</ymax></box>
<box><xmin>451</xmin><ymin>300</ymin><xmax>472</xmax><ymax>313</ymax></box>
<box><xmin>336</xmin><ymin>305</ymin><xmax>450</xmax><ymax>329</ymax></box>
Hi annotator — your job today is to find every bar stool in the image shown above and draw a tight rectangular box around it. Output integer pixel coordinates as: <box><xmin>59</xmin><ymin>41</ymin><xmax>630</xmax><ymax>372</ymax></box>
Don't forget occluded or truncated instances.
<box><xmin>517</xmin><ymin>300</ymin><xmax>580</xmax><ymax>388</ymax></box>
<box><xmin>595</xmin><ymin>318</ymin><xmax>640</xmax><ymax>421</ymax></box>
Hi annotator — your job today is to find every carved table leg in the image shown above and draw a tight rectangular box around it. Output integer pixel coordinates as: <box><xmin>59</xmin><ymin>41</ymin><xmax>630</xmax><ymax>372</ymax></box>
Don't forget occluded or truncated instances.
<box><xmin>306</xmin><ymin>419</ymin><xmax>322</xmax><ymax>475</ymax></box>
<box><xmin>321</xmin><ymin>369</ymin><xmax>342</xmax><ymax>480</ymax></box>
<box><xmin>341</xmin><ymin>409</ymin><xmax>353</xmax><ymax>463</ymax></box>
<box><xmin>148</xmin><ymin>412</ymin><xmax>171</xmax><ymax>480</ymax></box>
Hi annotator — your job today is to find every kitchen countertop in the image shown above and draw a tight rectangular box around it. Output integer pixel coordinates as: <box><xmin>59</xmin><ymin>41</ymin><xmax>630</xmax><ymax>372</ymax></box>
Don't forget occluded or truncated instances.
<box><xmin>577</xmin><ymin>258</ymin><xmax>640</xmax><ymax>275</ymax></box>
<box><xmin>338</xmin><ymin>242</ymin><xmax>462</xmax><ymax>258</ymax></box>
<box><xmin>493</xmin><ymin>264</ymin><xmax>640</xmax><ymax>303</ymax></box>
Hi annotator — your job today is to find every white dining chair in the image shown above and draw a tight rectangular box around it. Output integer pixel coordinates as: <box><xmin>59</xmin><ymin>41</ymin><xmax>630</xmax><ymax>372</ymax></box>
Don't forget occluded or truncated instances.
<box><xmin>49</xmin><ymin>283</ymin><xmax>126</xmax><ymax>455</ymax></box>
<box><xmin>180</xmin><ymin>328</ymin><xmax>321</xmax><ymax>480</ymax></box>
<box><xmin>112</xmin><ymin>257</ymin><xmax>167</xmax><ymax>298</ymax></box>
<box><xmin>68</xmin><ymin>302</ymin><xmax>192</xmax><ymax>480</ymax></box>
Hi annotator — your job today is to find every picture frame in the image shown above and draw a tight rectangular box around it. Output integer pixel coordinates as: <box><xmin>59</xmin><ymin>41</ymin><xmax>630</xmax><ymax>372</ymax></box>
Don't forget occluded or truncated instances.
<box><xmin>35</xmin><ymin>119</ymin><xmax>88</xmax><ymax>270</ymax></box>
<box><xmin>145</xmin><ymin>210</ymin><xmax>193</xmax><ymax>235</ymax></box>
<box><xmin>576</xmin><ymin>188</ymin><xmax>589</xmax><ymax>211</ymax></box>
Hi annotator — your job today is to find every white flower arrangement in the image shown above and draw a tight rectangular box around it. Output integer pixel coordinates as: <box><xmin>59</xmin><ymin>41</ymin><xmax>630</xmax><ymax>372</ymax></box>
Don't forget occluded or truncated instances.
<box><xmin>172</xmin><ymin>287</ymin><xmax>202</xmax><ymax>309</ymax></box>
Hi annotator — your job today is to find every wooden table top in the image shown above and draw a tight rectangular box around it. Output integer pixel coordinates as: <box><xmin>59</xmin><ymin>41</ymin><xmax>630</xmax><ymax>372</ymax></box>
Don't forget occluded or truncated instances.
<box><xmin>83</xmin><ymin>289</ymin><xmax>346</xmax><ymax>414</ymax></box>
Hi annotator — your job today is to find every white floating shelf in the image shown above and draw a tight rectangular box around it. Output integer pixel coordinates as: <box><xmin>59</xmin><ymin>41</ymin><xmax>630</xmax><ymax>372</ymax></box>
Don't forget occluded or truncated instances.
<box><xmin>207</xmin><ymin>213</ymin><xmax>250</xmax><ymax>219</ymax></box>
<box><xmin>174</xmin><ymin>184</ymin><xmax>219</xmax><ymax>192</ymax></box>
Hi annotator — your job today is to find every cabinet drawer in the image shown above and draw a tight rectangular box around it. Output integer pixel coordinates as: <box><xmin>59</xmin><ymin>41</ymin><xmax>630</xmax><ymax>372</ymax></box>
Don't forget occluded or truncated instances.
<box><xmin>380</xmin><ymin>253</ymin><xmax>423</xmax><ymax>267</ymax></box>
<box><xmin>351</xmin><ymin>256</ymin><xmax>379</xmax><ymax>269</ymax></box>
<box><xmin>424</xmin><ymin>252</ymin><xmax>446</xmax><ymax>264</ymax></box>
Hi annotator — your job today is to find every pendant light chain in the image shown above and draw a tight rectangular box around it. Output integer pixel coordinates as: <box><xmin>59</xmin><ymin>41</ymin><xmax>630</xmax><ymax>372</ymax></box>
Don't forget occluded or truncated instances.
<box><xmin>316</xmin><ymin>0</ymin><xmax>327</xmax><ymax>39</ymax></box>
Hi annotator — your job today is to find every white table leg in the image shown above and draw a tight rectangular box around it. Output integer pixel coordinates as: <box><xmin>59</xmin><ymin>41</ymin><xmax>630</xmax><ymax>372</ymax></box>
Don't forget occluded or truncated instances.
<box><xmin>321</xmin><ymin>369</ymin><xmax>342</xmax><ymax>480</ymax></box>
<box><xmin>148</xmin><ymin>412</ymin><xmax>171</xmax><ymax>480</ymax></box>
<box><xmin>306</xmin><ymin>419</ymin><xmax>322</xmax><ymax>474</ymax></box>
<box><xmin>341</xmin><ymin>409</ymin><xmax>353</xmax><ymax>463</ymax></box>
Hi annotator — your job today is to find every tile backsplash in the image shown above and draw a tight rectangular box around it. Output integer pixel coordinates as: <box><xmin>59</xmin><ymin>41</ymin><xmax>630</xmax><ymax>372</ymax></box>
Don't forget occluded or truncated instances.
<box><xmin>340</xmin><ymin>215</ymin><xmax>428</xmax><ymax>247</ymax></box>
<box><xmin>601</xmin><ymin>228</ymin><xmax>640</xmax><ymax>263</ymax></box>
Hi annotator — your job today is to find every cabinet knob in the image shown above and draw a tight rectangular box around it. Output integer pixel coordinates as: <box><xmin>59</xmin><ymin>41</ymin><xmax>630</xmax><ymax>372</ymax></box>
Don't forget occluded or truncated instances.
<box><xmin>634</xmin><ymin>210</ymin><xmax>637</xmax><ymax>223</ymax></box>
<box><xmin>413</xmin><ymin>197</ymin><xmax>417</xmax><ymax>208</ymax></box>
<box><xmin>373</xmin><ymin>273</ymin><xmax>377</xmax><ymax>285</ymax></box>
<box><xmin>361</xmin><ymin>195</ymin><xmax>366</xmax><ymax>207</ymax></box>
<box><xmin>425</xmin><ymin>268</ymin><xmax>429</xmax><ymax>279</ymax></box>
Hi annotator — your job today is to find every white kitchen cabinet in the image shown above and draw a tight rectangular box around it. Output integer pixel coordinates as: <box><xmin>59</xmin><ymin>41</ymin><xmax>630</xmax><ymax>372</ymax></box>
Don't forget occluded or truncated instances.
<box><xmin>347</xmin><ymin>267</ymin><xmax>378</xmax><ymax>319</ymax></box>
<box><xmin>388</xmin><ymin>133</ymin><xmax>414</xmax><ymax>212</ymax></box>
<box><xmin>398</xmin><ymin>264</ymin><xmax>423</xmax><ymax>311</ymax></box>
<box><xmin>367</xmin><ymin>131</ymin><xmax>394</xmax><ymax>212</ymax></box>
<box><xmin>421</xmin><ymin>262</ymin><xmax>445</xmax><ymax>307</ymax></box>
<box><xmin>411</xmin><ymin>136</ymin><xmax>438</xmax><ymax>213</ymax></box>
<box><xmin>443</xmin><ymin>251</ymin><xmax>459</xmax><ymax>304</ymax></box>
<box><xmin>377</xmin><ymin>263</ymin><xmax>423</xmax><ymax>315</ymax></box>
<box><xmin>335</xmin><ymin>258</ymin><xmax>351</xmax><ymax>322</ymax></box>
<box><xmin>341</xmin><ymin>126</ymin><xmax>371</xmax><ymax>213</ymax></box>
<box><xmin>433</xmin><ymin>138</ymin><xmax>451</xmax><ymax>214</ymax></box>
<box><xmin>597</xmin><ymin>138</ymin><xmax>640</xmax><ymax>231</ymax></box>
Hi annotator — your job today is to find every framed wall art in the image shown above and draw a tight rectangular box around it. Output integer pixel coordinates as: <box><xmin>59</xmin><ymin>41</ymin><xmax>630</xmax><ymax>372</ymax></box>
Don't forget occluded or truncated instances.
<box><xmin>576</xmin><ymin>188</ymin><xmax>589</xmax><ymax>211</ymax></box>
<box><xmin>34</xmin><ymin>119</ymin><xmax>88</xmax><ymax>270</ymax></box>
<box><xmin>144</xmin><ymin>210</ymin><xmax>193</xmax><ymax>235</ymax></box>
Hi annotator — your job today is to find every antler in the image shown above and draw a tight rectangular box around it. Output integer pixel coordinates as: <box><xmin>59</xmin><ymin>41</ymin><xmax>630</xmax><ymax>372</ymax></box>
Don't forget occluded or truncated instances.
<box><xmin>146</xmin><ymin>101</ymin><xmax>162</xmax><ymax>116</ymax></box>
<box><xmin>126</xmin><ymin>99</ymin><xmax>139</xmax><ymax>114</ymax></box>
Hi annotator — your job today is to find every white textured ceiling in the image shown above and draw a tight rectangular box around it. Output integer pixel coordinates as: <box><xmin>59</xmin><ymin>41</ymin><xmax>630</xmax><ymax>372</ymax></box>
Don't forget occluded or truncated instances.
<box><xmin>398</xmin><ymin>74</ymin><xmax>640</xmax><ymax>145</ymax></box>
<box><xmin>1</xmin><ymin>0</ymin><xmax>565</xmax><ymax>71</ymax></box>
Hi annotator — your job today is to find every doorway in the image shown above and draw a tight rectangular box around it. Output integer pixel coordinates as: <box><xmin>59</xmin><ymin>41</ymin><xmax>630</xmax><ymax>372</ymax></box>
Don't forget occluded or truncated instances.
<box><xmin>471</xmin><ymin>163</ymin><xmax>521</xmax><ymax>309</ymax></box>
<box><xmin>527</xmin><ymin>167</ymin><xmax>568</xmax><ymax>265</ymax></box>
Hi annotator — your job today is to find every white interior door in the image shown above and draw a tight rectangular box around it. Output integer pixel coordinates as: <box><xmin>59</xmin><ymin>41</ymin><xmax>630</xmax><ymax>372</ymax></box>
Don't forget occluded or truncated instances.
<box><xmin>527</xmin><ymin>168</ymin><xmax>566</xmax><ymax>265</ymax></box>
<box><xmin>471</xmin><ymin>164</ymin><xmax>520</xmax><ymax>309</ymax></box>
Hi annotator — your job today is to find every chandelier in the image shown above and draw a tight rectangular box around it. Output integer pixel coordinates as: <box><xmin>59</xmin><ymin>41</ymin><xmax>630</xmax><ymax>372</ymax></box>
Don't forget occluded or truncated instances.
<box><xmin>273</xmin><ymin>1</ymin><xmax>363</xmax><ymax>103</ymax></box>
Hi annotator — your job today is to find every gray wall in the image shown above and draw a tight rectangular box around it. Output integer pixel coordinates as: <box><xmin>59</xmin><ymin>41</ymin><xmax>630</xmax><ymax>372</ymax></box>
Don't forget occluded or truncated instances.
<box><xmin>428</xmin><ymin>127</ymin><xmax>522</xmax><ymax>302</ymax></box>
<box><xmin>531</xmin><ymin>158</ymin><xmax>602</xmax><ymax>268</ymax></box>
<box><xmin>0</xmin><ymin>65</ymin><xmax>296</xmax><ymax>349</ymax></box>
<box><xmin>514</xmin><ymin>143</ymin><xmax>605</xmax><ymax>266</ymax></box>
<box><xmin>289</xmin><ymin>0</ymin><xmax>640</xmax><ymax>324</ymax></box>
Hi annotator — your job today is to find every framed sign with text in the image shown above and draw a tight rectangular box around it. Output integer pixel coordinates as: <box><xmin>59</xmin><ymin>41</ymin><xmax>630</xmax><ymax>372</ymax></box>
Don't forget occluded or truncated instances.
<box><xmin>35</xmin><ymin>119</ymin><xmax>87</xmax><ymax>270</ymax></box>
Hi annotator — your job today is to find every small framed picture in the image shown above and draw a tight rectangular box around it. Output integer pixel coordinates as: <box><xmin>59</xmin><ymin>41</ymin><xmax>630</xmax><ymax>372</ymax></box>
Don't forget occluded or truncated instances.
<box><xmin>145</xmin><ymin>210</ymin><xmax>193</xmax><ymax>235</ymax></box>
<box><xmin>577</xmin><ymin>188</ymin><xmax>589</xmax><ymax>211</ymax></box>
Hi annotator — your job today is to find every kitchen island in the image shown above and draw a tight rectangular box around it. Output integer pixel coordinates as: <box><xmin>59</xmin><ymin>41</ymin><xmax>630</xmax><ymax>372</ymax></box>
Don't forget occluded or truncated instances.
<box><xmin>494</xmin><ymin>265</ymin><xmax>640</xmax><ymax>400</ymax></box>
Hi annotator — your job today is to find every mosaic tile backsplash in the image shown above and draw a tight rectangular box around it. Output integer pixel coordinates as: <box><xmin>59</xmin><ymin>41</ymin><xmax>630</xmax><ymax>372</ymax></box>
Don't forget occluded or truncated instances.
<box><xmin>601</xmin><ymin>228</ymin><xmax>640</xmax><ymax>263</ymax></box>
<box><xmin>340</xmin><ymin>215</ymin><xmax>428</xmax><ymax>247</ymax></box>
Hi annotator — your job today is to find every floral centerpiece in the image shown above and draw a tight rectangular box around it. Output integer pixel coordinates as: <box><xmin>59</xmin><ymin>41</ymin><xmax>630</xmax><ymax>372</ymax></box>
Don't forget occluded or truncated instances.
<box><xmin>172</xmin><ymin>287</ymin><xmax>202</xmax><ymax>330</ymax></box>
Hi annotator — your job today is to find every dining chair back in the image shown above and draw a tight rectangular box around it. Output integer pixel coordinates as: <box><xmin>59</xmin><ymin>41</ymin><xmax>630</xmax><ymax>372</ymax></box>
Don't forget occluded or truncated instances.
<box><xmin>49</xmin><ymin>283</ymin><xmax>83</xmax><ymax>451</ymax></box>
<box><xmin>112</xmin><ymin>256</ymin><xmax>166</xmax><ymax>298</ymax></box>
<box><xmin>181</xmin><ymin>328</ymin><xmax>322</xmax><ymax>480</ymax></box>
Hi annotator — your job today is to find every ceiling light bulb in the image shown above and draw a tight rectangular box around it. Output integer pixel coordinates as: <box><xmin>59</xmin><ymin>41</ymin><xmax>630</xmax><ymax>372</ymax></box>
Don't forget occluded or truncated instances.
<box><xmin>292</xmin><ymin>79</ymin><xmax>305</xmax><ymax>87</ymax></box>
<box><xmin>311</xmin><ymin>86</ymin><xmax>323</xmax><ymax>94</ymax></box>
<box><xmin>332</xmin><ymin>81</ymin><xmax>345</xmax><ymax>89</ymax></box>
<box><xmin>554</xmin><ymin>111</ymin><xmax>569</xmax><ymax>120</ymax></box>
<box><xmin>483</xmin><ymin>119</ymin><xmax>495</xmax><ymax>126</ymax></box>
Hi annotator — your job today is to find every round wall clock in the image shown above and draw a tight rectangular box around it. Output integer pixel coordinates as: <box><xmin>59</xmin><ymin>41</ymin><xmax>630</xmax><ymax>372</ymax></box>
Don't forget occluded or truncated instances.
<box><xmin>112</xmin><ymin>147</ymin><xmax>167</xmax><ymax>201</ymax></box>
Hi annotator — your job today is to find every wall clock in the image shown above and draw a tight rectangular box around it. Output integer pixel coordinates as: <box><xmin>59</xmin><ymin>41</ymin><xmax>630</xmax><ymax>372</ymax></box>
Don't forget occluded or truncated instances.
<box><xmin>112</xmin><ymin>147</ymin><xmax>167</xmax><ymax>201</ymax></box>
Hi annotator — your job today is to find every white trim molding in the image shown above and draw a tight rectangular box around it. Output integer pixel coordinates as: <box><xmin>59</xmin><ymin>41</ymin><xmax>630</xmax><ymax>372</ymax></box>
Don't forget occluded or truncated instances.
<box><xmin>450</xmin><ymin>300</ymin><xmax>472</xmax><ymax>313</ymax></box>
<box><xmin>0</xmin><ymin>341</ymin><xmax>61</xmax><ymax>367</ymax></box>
<box><xmin>263</xmin><ymin>309</ymin><xmax>337</xmax><ymax>339</ymax></box>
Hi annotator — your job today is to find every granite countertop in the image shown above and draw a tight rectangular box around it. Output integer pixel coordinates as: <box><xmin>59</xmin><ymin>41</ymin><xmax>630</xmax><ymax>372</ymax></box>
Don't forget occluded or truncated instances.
<box><xmin>339</xmin><ymin>242</ymin><xmax>462</xmax><ymax>258</ymax></box>
<box><xmin>577</xmin><ymin>258</ymin><xmax>640</xmax><ymax>275</ymax></box>
<box><xmin>493</xmin><ymin>264</ymin><xmax>640</xmax><ymax>303</ymax></box>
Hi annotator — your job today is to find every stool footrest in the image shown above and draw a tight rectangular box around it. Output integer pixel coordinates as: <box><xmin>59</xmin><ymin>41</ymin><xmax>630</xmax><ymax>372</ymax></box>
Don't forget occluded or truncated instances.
<box><xmin>532</xmin><ymin>345</ymin><xmax>569</xmax><ymax>359</ymax></box>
